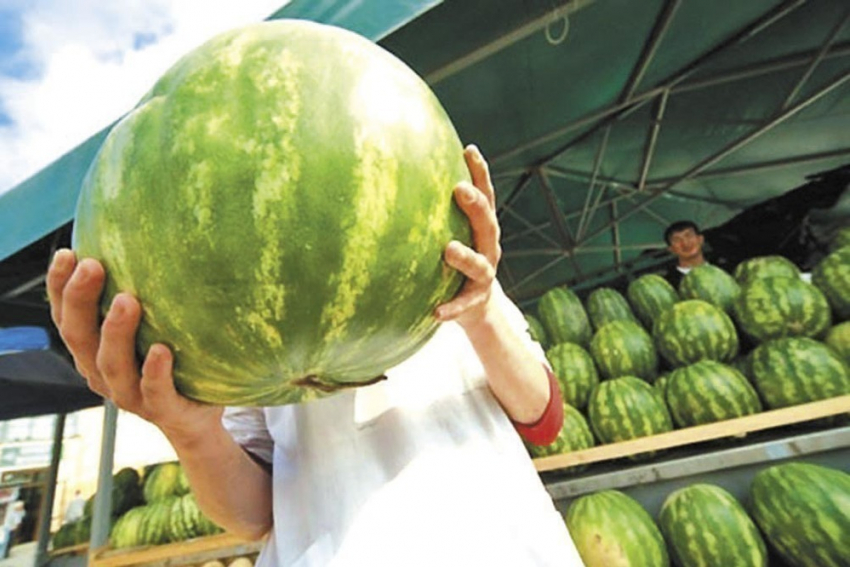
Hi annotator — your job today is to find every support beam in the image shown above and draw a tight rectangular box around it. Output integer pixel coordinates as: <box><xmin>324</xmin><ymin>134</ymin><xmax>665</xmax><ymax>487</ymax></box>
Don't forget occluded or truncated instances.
<box><xmin>637</xmin><ymin>89</ymin><xmax>670</xmax><ymax>191</ymax></box>
<box><xmin>35</xmin><ymin>414</ymin><xmax>65</xmax><ymax>567</ymax></box>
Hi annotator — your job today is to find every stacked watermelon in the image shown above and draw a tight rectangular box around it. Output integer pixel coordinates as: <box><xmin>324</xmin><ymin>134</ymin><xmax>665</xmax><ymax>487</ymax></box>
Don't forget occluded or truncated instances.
<box><xmin>679</xmin><ymin>264</ymin><xmax>741</xmax><ymax>314</ymax></box>
<box><xmin>546</xmin><ymin>342</ymin><xmax>599</xmax><ymax>409</ymax></box>
<box><xmin>665</xmin><ymin>361</ymin><xmax>762</xmax><ymax>427</ymax></box>
<box><xmin>538</xmin><ymin>286</ymin><xmax>592</xmax><ymax>347</ymax></box>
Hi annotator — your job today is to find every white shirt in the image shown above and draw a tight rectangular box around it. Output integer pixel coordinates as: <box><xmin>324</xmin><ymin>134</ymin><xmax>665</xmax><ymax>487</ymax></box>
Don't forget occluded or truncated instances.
<box><xmin>223</xmin><ymin>284</ymin><xmax>583</xmax><ymax>566</ymax></box>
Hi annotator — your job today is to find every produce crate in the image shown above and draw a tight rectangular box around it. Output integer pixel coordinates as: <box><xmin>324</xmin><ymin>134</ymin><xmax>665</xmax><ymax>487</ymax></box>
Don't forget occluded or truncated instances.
<box><xmin>88</xmin><ymin>533</ymin><xmax>264</xmax><ymax>567</ymax></box>
<box><xmin>533</xmin><ymin>394</ymin><xmax>849</xmax><ymax>473</ymax></box>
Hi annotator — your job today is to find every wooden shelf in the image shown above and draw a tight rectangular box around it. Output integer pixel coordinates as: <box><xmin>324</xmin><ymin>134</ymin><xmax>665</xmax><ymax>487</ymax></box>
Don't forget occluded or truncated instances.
<box><xmin>89</xmin><ymin>533</ymin><xmax>265</xmax><ymax>567</ymax></box>
<box><xmin>534</xmin><ymin>394</ymin><xmax>850</xmax><ymax>473</ymax></box>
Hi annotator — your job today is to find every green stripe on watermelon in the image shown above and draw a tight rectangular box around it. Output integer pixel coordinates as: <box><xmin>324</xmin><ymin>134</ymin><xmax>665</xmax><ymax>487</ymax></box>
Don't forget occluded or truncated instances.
<box><xmin>72</xmin><ymin>21</ymin><xmax>471</xmax><ymax>406</ymax></box>
<box><xmin>586</xmin><ymin>287</ymin><xmax>638</xmax><ymax>331</ymax></box>
<box><xmin>659</xmin><ymin>483</ymin><xmax>768</xmax><ymax>567</ymax></box>
<box><xmin>537</xmin><ymin>286</ymin><xmax>592</xmax><ymax>346</ymax></box>
<box><xmin>653</xmin><ymin>300</ymin><xmax>739</xmax><ymax>368</ymax></box>
<box><xmin>545</xmin><ymin>342</ymin><xmax>599</xmax><ymax>409</ymax></box>
<box><xmin>565</xmin><ymin>490</ymin><xmax>670</xmax><ymax>567</ymax></box>
<box><xmin>750</xmin><ymin>337</ymin><xmax>850</xmax><ymax>409</ymax></box>
<box><xmin>733</xmin><ymin>255</ymin><xmax>800</xmax><ymax>285</ymax></box>
<box><xmin>666</xmin><ymin>360</ymin><xmax>762</xmax><ymax>427</ymax></box>
<box><xmin>524</xmin><ymin>313</ymin><xmax>549</xmax><ymax>349</ymax></box>
<box><xmin>750</xmin><ymin>462</ymin><xmax>850</xmax><ymax>567</ymax></box>
<box><xmin>812</xmin><ymin>245</ymin><xmax>850</xmax><ymax>322</ymax></box>
<box><xmin>733</xmin><ymin>276</ymin><xmax>832</xmax><ymax>343</ymax></box>
<box><xmin>627</xmin><ymin>274</ymin><xmax>679</xmax><ymax>330</ymax></box>
<box><xmin>589</xmin><ymin>320</ymin><xmax>658</xmax><ymax>382</ymax></box>
<box><xmin>679</xmin><ymin>264</ymin><xmax>741</xmax><ymax>314</ymax></box>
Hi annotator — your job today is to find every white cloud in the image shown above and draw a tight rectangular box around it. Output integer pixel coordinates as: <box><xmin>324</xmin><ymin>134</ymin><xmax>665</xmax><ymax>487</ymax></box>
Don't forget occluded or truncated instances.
<box><xmin>0</xmin><ymin>0</ymin><xmax>287</xmax><ymax>193</ymax></box>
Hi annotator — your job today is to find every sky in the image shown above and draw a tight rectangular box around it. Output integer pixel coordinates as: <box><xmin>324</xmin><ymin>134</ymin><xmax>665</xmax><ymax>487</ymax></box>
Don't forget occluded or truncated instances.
<box><xmin>0</xmin><ymin>0</ymin><xmax>288</xmax><ymax>195</ymax></box>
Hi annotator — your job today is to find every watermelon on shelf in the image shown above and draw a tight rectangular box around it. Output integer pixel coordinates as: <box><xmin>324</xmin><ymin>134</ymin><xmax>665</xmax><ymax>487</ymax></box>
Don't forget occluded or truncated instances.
<box><xmin>585</xmin><ymin>287</ymin><xmax>638</xmax><ymax>331</ymax></box>
<box><xmin>626</xmin><ymin>274</ymin><xmax>679</xmax><ymax>330</ymax></box>
<box><xmin>538</xmin><ymin>287</ymin><xmax>592</xmax><ymax>347</ymax></box>
<box><xmin>750</xmin><ymin>462</ymin><xmax>850</xmax><ymax>567</ymax></box>
<box><xmin>653</xmin><ymin>300</ymin><xmax>739</xmax><ymax>368</ymax></box>
<box><xmin>812</xmin><ymin>245</ymin><xmax>850</xmax><ymax>322</ymax></box>
<box><xmin>589</xmin><ymin>320</ymin><xmax>658</xmax><ymax>382</ymax></box>
<box><xmin>824</xmin><ymin>321</ymin><xmax>850</xmax><ymax>364</ymax></box>
<box><xmin>524</xmin><ymin>313</ymin><xmax>549</xmax><ymax>349</ymax></box>
<box><xmin>749</xmin><ymin>337</ymin><xmax>850</xmax><ymax>409</ymax></box>
<box><xmin>545</xmin><ymin>342</ymin><xmax>599</xmax><ymax>410</ymax></box>
<box><xmin>679</xmin><ymin>264</ymin><xmax>741</xmax><ymax>314</ymax></box>
<box><xmin>71</xmin><ymin>21</ymin><xmax>471</xmax><ymax>406</ymax></box>
<box><xmin>665</xmin><ymin>360</ymin><xmax>762</xmax><ymax>427</ymax></box>
<box><xmin>586</xmin><ymin>377</ymin><xmax>673</xmax><ymax>457</ymax></box>
<box><xmin>565</xmin><ymin>490</ymin><xmax>670</xmax><ymax>567</ymax></box>
<box><xmin>659</xmin><ymin>483</ymin><xmax>768</xmax><ymax>567</ymax></box>
<box><xmin>526</xmin><ymin>403</ymin><xmax>595</xmax><ymax>465</ymax></box>
<box><xmin>733</xmin><ymin>276</ymin><xmax>831</xmax><ymax>343</ymax></box>
<box><xmin>733</xmin><ymin>255</ymin><xmax>800</xmax><ymax>285</ymax></box>
<box><xmin>828</xmin><ymin>226</ymin><xmax>850</xmax><ymax>252</ymax></box>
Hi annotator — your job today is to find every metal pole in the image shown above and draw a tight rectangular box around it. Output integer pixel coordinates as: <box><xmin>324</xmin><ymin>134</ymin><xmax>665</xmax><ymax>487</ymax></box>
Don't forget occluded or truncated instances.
<box><xmin>34</xmin><ymin>414</ymin><xmax>65</xmax><ymax>567</ymax></box>
<box><xmin>88</xmin><ymin>402</ymin><xmax>118</xmax><ymax>561</ymax></box>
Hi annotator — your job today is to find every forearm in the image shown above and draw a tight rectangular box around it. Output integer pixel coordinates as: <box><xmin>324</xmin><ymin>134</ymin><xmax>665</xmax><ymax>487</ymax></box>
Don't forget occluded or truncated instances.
<box><xmin>164</xmin><ymin>423</ymin><xmax>273</xmax><ymax>540</ymax></box>
<box><xmin>464</xmin><ymin>300</ymin><xmax>550</xmax><ymax>424</ymax></box>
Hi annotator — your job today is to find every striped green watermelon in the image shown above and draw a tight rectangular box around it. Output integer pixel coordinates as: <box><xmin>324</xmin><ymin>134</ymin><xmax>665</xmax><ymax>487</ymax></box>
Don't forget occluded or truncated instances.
<box><xmin>545</xmin><ymin>342</ymin><xmax>599</xmax><ymax>409</ymax></box>
<box><xmin>109</xmin><ymin>506</ymin><xmax>147</xmax><ymax>549</ymax></box>
<box><xmin>71</xmin><ymin>21</ymin><xmax>471</xmax><ymax>405</ymax></box>
<box><xmin>167</xmin><ymin>492</ymin><xmax>223</xmax><ymax>542</ymax></box>
<box><xmin>734</xmin><ymin>276</ymin><xmax>832</xmax><ymax>343</ymax></box>
<box><xmin>138</xmin><ymin>499</ymin><xmax>174</xmax><ymax>546</ymax></box>
<box><xmin>653</xmin><ymin>372</ymin><xmax>671</xmax><ymax>402</ymax></box>
<box><xmin>733</xmin><ymin>255</ymin><xmax>800</xmax><ymax>285</ymax></box>
<box><xmin>589</xmin><ymin>320</ymin><xmax>658</xmax><ymax>382</ymax></box>
<box><xmin>143</xmin><ymin>462</ymin><xmax>190</xmax><ymax>503</ymax></box>
<box><xmin>750</xmin><ymin>462</ymin><xmax>850</xmax><ymax>567</ymax></box>
<box><xmin>829</xmin><ymin>226</ymin><xmax>850</xmax><ymax>252</ymax></box>
<box><xmin>565</xmin><ymin>490</ymin><xmax>670</xmax><ymax>567</ymax></box>
<box><xmin>527</xmin><ymin>403</ymin><xmax>595</xmax><ymax>464</ymax></box>
<box><xmin>665</xmin><ymin>360</ymin><xmax>762</xmax><ymax>428</ymax></box>
<box><xmin>524</xmin><ymin>313</ymin><xmax>549</xmax><ymax>349</ymax></box>
<box><xmin>653</xmin><ymin>300</ymin><xmax>739</xmax><ymax>368</ymax></box>
<box><xmin>750</xmin><ymin>337</ymin><xmax>850</xmax><ymax>409</ymax></box>
<box><xmin>538</xmin><ymin>286</ymin><xmax>592</xmax><ymax>346</ymax></box>
<box><xmin>824</xmin><ymin>321</ymin><xmax>850</xmax><ymax>364</ymax></box>
<box><xmin>812</xmin><ymin>245</ymin><xmax>850</xmax><ymax>321</ymax></box>
<box><xmin>586</xmin><ymin>287</ymin><xmax>638</xmax><ymax>331</ymax></box>
<box><xmin>659</xmin><ymin>483</ymin><xmax>767</xmax><ymax>567</ymax></box>
<box><xmin>627</xmin><ymin>274</ymin><xmax>679</xmax><ymax>329</ymax></box>
<box><xmin>679</xmin><ymin>264</ymin><xmax>741</xmax><ymax>313</ymax></box>
<box><xmin>587</xmin><ymin>377</ymin><xmax>673</xmax><ymax>457</ymax></box>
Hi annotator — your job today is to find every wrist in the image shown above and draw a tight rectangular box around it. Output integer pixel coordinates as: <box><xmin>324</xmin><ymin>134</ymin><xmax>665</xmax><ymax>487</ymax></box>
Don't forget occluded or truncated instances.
<box><xmin>158</xmin><ymin>412</ymin><xmax>225</xmax><ymax>452</ymax></box>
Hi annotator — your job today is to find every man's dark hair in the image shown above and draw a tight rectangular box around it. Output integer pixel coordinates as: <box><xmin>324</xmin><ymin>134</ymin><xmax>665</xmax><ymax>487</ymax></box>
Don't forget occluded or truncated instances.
<box><xmin>664</xmin><ymin>220</ymin><xmax>701</xmax><ymax>245</ymax></box>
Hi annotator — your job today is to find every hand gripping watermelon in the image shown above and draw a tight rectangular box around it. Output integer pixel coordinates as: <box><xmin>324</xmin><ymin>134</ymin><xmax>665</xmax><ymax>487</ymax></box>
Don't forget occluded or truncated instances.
<box><xmin>72</xmin><ymin>21</ymin><xmax>472</xmax><ymax>405</ymax></box>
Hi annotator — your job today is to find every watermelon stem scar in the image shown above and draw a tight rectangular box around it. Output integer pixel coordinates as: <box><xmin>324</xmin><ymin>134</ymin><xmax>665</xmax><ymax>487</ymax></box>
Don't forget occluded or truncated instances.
<box><xmin>293</xmin><ymin>373</ymin><xmax>388</xmax><ymax>393</ymax></box>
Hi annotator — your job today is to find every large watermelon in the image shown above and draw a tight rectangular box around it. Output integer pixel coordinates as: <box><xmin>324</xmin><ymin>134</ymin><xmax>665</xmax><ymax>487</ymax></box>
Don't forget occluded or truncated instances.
<box><xmin>71</xmin><ymin>21</ymin><xmax>471</xmax><ymax>405</ymax></box>
<box><xmin>733</xmin><ymin>276</ymin><xmax>832</xmax><ymax>343</ymax></box>
<box><xmin>526</xmin><ymin>403</ymin><xmax>595</xmax><ymax>463</ymax></box>
<box><xmin>626</xmin><ymin>274</ymin><xmax>679</xmax><ymax>329</ymax></box>
<box><xmin>659</xmin><ymin>483</ymin><xmax>768</xmax><ymax>567</ymax></box>
<box><xmin>586</xmin><ymin>287</ymin><xmax>638</xmax><ymax>331</ymax></box>
<box><xmin>812</xmin><ymin>245</ymin><xmax>850</xmax><ymax>321</ymax></box>
<box><xmin>733</xmin><ymin>255</ymin><xmax>800</xmax><ymax>285</ymax></box>
<box><xmin>824</xmin><ymin>321</ymin><xmax>850</xmax><ymax>364</ymax></box>
<box><xmin>565</xmin><ymin>490</ymin><xmax>670</xmax><ymax>567</ymax></box>
<box><xmin>679</xmin><ymin>264</ymin><xmax>740</xmax><ymax>314</ymax></box>
<box><xmin>665</xmin><ymin>360</ymin><xmax>762</xmax><ymax>427</ymax></box>
<box><xmin>750</xmin><ymin>462</ymin><xmax>850</xmax><ymax>567</ymax></box>
<box><xmin>653</xmin><ymin>300</ymin><xmax>739</xmax><ymax>368</ymax></box>
<box><xmin>589</xmin><ymin>320</ymin><xmax>658</xmax><ymax>382</ymax></box>
<box><xmin>545</xmin><ymin>342</ymin><xmax>599</xmax><ymax>409</ymax></box>
<box><xmin>749</xmin><ymin>337</ymin><xmax>850</xmax><ymax>409</ymax></box>
<box><xmin>144</xmin><ymin>462</ymin><xmax>190</xmax><ymax>503</ymax></box>
<box><xmin>829</xmin><ymin>226</ymin><xmax>850</xmax><ymax>252</ymax></box>
<box><xmin>537</xmin><ymin>286</ymin><xmax>592</xmax><ymax>346</ymax></box>
<box><xmin>586</xmin><ymin>377</ymin><xmax>673</xmax><ymax>456</ymax></box>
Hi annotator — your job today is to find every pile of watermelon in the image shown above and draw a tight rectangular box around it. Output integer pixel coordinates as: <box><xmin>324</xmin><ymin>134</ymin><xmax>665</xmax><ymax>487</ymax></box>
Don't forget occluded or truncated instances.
<box><xmin>564</xmin><ymin>461</ymin><xmax>849</xmax><ymax>567</ymax></box>
<box><xmin>524</xmin><ymin>234</ymin><xmax>850</xmax><ymax>463</ymax></box>
<box><xmin>51</xmin><ymin>461</ymin><xmax>223</xmax><ymax>552</ymax></box>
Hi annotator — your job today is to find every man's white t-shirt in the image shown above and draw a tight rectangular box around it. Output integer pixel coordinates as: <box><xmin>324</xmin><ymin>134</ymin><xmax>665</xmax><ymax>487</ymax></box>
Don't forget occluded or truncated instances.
<box><xmin>223</xmin><ymin>284</ymin><xmax>584</xmax><ymax>566</ymax></box>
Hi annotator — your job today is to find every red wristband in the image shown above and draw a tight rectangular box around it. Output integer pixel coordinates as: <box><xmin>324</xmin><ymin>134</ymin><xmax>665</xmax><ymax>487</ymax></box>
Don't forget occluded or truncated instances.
<box><xmin>512</xmin><ymin>366</ymin><xmax>564</xmax><ymax>446</ymax></box>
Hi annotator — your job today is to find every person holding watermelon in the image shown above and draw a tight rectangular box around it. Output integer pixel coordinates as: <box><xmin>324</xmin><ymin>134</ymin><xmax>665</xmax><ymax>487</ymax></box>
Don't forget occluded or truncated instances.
<box><xmin>47</xmin><ymin>146</ymin><xmax>584</xmax><ymax>565</ymax></box>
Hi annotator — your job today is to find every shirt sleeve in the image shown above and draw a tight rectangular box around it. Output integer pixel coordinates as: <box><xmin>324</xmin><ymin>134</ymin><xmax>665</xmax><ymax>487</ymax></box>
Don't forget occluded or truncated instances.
<box><xmin>221</xmin><ymin>407</ymin><xmax>275</xmax><ymax>465</ymax></box>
